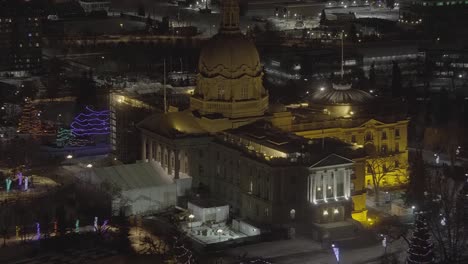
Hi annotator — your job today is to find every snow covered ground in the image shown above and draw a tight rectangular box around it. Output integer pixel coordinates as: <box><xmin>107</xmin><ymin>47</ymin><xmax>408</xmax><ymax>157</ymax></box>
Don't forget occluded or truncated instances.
<box><xmin>328</xmin><ymin>6</ymin><xmax>400</xmax><ymax>21</ymax></box>
<box><xmin>183</xmin><ymin>223</ymin><xmax>248</xmax><ymax>244</ymax></box>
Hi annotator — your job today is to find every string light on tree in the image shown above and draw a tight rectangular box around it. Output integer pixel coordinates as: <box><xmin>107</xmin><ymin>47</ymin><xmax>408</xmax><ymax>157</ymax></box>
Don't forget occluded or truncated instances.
<box><xmin>406</xmin><ymin>214</ymin><xmax>434</xmax><ymax>264</ymax></box>
<box><xmin>17</xmin><ymin>99</ymin><xmax>42</xmax><ymax>135</ymax></box>
<box><xmin>70</xmin><ymin>107</ymin><xmax>110</xmax><ymax>136</ymax></box>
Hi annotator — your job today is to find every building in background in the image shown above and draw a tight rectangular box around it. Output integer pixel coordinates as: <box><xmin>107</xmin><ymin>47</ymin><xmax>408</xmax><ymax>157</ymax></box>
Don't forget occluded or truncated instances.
<box><xmin>78</xmin><ymin>0</ymin><xmax>111</xmax><ymax>14</ymax></box>
<box><xmin>0</xmin><ymin>0</ymin><xmax>42</xmax><ymax>76</ymax></box>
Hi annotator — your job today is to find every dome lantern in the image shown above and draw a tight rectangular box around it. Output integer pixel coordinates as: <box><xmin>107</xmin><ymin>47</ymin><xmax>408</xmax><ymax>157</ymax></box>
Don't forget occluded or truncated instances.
<box><xmin>189</xmin><ymin>0</ymin><xmax>268</xmax><ymax>119</ymax></box>
<box><xmin>220</xmin><ymin>0</ymin><xmax>240</xmax><ymax>33</ymax></box>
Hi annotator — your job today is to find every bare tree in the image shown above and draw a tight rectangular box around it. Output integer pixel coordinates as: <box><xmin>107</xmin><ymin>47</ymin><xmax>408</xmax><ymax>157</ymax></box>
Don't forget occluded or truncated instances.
<box><xmin>0</xmin><ymin>203</ymin><xmax>12</xmax><ymax>247</ymax></box>
<box><xmin>425</xmin><ymin>166</ymin><xmax>467</xmax><ymax>263</ymax></box>
<box><xmin>366</xmin><ymin>154</ymin><xmax>407</xmax><ymax>205</ymax></box>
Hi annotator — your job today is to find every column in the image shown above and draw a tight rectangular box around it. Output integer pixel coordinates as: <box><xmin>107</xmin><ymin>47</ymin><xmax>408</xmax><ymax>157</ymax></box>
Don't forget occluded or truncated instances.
<box><xmin>343</xmin><ymin>169</ymin><xmax>349</xmax><ymax>198</ymax></box>
<box><xmin>141</xmin><ymin>135</ymin><xmax>147</xmax><ymax>162</ymax></box>
<box><xmin>311</xmin><ymin>175</ymin><xmax>316</xmax><ymax>204</ymax></box>
<box><xmin>163</xmin><ymin>147</ymin><xmax>168</xmax><ymax>171</ymax></box>
<box><xmin>346</xmin><ymin>170</ymin><xmax>351</xmax><ymax>197</ymax></box>
<box><xmin>322</xmin><ymin>174</ymin><xmax>327</xmax><ymax>202</ymax></box>
<box><xmin>333</xmin><ymin>172</ymin><xmax>337</xmax><ymax>201</ymax></box>
<box><xmin>157</xmin><ymin>145</ymin><xmax>161</xmax><ymax>163</ymax></box>
<box><xmin>174</xmin><ymin>149</ymin><xmax>180</xmax><ymax>179</ymax></box>
<box><xmin>148</xmin><ymin>139</ymin><xmax>153</xmax><ymax>162</ymax></box>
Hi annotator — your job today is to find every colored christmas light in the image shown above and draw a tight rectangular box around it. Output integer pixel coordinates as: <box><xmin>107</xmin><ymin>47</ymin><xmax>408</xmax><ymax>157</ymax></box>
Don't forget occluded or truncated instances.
<box><xmin>75</xmin><ymin>219</ymin><xmax>80</xmax><ymax>233</ymax></box>
<box><xmin>17</xmin><ymin>100</ymin><xmax>42</xmax><ymax>135</ymax></box>
<box><xmin>101</xmin><ymin>219</ymin><xmax>109</xmax><ymax>232</ymax></box>
<box><xmin>36</xmin><ymin>223</ymin><xmax>40</xmax><ymax>240</ymax></box>
<box><xmin>70</xmin><ymin>107</ymin><xmax>110</xmax><ymax>136</ymax></box>
<box><xmin>24</xmin><ymin>177</ymin><xmax>29</xmax><ymax>191</ymax></box>
<box><xmin>56</xmin><ymin>128</ymin><xmax>74</xmax><ymax>147</ymax></box>
<box><xmin>17</xmin><ymin>172</ymin><xmax>23</xmax><ymax>186</ymax></box>
<box><xmin>5</xmin><ymin>178</ymin><xmax>12</xmax><ymax>192</ymax></box>
<box><xmin>94</xmin><ymin>216</ymin><xmax>98</xmax><ymax>232</ymax></box>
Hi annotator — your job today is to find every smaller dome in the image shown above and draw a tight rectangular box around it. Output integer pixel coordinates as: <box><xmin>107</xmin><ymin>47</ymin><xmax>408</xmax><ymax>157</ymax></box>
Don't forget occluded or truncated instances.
<box><xmin>309</xmin><ymin>83</ymin><xmax>373</xmax><ymax>105</ymax></box>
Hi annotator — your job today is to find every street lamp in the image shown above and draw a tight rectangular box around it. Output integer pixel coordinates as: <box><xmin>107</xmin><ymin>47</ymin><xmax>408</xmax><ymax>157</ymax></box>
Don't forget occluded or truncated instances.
<box><xmin>188</xmin><ymin>214</ymin><xmax>195</xmax><ymax>230</ymax></box>
<box><xmin>86</xmin><ymin>163</ymin><xmax>93</xmax><ymax>168</ymax></box>
<box><xmin>380</xmin><ymin>234</ymin><xmax>388</xmax><ymax>255</ymax></box>
<box><xmin>66</xmin><ymin>154</ymin><xmax>73</xmax><ymax>159</ymax></box>
<box><xmin>331</xmin><ymin>243</ymin><xmax>340</xmax><ymax>264</ymax></box>
<box><xmin>217</xmin><ymin>229</ymin><xmax>223</xmax><ymax>241</ymax></box>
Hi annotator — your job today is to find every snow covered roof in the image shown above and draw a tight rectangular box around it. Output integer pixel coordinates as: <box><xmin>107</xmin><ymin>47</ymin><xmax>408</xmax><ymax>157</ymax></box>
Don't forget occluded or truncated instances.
<box><xmin>91</xmin><ymin>162</ymin><xmax>173</xmax><ymax>191</ymax></box>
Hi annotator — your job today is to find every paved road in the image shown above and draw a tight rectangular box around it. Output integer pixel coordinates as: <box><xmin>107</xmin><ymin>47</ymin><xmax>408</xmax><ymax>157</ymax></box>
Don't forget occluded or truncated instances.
<box><xmin>227</xmin><ymin>236</ymin><xmax>407</xmax><ymax>264</ymax></box>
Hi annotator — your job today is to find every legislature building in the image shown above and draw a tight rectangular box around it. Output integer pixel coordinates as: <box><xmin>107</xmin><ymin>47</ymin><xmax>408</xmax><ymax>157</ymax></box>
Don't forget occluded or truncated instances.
<box><xmin>138</xmin><ymin>0</ymin><xmax>408</xmax><ymax>230</ymax></box>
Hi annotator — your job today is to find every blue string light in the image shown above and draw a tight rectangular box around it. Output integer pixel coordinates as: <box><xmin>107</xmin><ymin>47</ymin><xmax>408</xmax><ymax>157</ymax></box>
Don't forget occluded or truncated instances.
<box><xmin>70</xmin><ymin>106</ymin><xmax>110</xmax><ymax>136</ymax></box>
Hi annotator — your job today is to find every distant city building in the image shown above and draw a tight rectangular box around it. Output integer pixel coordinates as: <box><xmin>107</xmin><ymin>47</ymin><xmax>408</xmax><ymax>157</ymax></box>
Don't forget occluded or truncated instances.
<box><xmin>0</xmin><ymin>1</ymin><xmax>42</xmax><ymax>76</ymax></box>
<box><xmin>78</xmin><ymin>0</ymin><xmax>110</xmax><ymax>14</ymax></box>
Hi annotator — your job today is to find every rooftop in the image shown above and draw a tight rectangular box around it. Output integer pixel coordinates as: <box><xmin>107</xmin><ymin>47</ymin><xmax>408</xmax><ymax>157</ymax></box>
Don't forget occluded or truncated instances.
<box><xmin>308</xmin><ymin>83</ymin><xmax>374</xmax><ymax>105</ymax></box>
<box><xmin>91</xmin><ymin>162</ymin><xmax>174</xmax><ymax>191</ymax></box>
<box><xmin>218</xmin><ymin>121</ymin><xmax>365</xmax><ymax>166</ymax></box>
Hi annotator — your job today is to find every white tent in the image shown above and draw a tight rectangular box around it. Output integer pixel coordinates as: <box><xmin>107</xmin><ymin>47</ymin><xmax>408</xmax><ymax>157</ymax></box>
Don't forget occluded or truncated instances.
<box><xmin>90</xmin><ymin>162</ymin><xmax>191</xmax><ymax>216</ymax></box>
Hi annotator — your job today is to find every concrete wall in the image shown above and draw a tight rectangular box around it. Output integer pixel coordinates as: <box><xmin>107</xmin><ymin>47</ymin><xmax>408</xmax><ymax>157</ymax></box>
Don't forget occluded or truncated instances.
<box><xmin>187</xmin><ymin>202</ymin><xmax>229</xmax><ymax>223</ymax></box>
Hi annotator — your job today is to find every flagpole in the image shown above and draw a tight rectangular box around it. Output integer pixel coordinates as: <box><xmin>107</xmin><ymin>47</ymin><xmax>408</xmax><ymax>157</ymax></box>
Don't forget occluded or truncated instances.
<box><xmin>164</xmin><ymin>58</ymin><xmax>167</xmax><ymax>113</ymax></box>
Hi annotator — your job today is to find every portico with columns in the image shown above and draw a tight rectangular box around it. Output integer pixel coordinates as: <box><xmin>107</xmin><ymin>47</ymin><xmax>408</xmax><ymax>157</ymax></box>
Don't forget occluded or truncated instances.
<box><xmin>306</xmin><ymin>154</ymin><xmax>354</xmax><ymax>224</ymax></box>
<box><xmin>140</xmin><ymin>132</ymin><xmax>201</xmax><ymax>180</ymax></box>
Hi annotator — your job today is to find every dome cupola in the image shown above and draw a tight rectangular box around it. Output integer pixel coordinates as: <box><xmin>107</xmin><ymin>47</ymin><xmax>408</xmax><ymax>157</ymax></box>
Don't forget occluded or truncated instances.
<box><xmin>190</xmin><ymin>0</ymin><xmax>268</xmax><ymax>119</ymax></box>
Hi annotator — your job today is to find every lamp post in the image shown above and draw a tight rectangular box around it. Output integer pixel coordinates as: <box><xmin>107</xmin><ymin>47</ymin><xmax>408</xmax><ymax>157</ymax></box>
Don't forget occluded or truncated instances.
<box><xmin>380</xmin><ymin>234</ymin><xmax>388</xmax><ymax>255</ymax></box>
<box><xmin>331</xmin><ymin>243</ymin><xmax>340</xmax><ymax>264</ymax></box>
<box><xmin>188</xmin><ymin>214</ymin><xmax>194</xmax><ymax>231</ymax></box>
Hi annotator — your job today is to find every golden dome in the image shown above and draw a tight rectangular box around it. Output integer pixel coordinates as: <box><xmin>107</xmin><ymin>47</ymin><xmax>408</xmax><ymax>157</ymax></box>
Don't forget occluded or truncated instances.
<box><xmin>198</xmin><ymin>32</ymin><xmax>263</xmax><ymax>79</ymax></box>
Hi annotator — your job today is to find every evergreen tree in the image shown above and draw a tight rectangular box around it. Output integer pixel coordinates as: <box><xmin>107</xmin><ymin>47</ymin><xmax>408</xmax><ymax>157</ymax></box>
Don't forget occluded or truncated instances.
<box><xmin>17</xmin><ymin>99</ymin><xmax>41</xmax><ymax>135</ymax></box>
<box><xmin>137</xmin><ymin>3</ymin><xmax>145</xmax><ymax>17</ymax></box>
<box><xmin>349</xmin><ymin>23</ymin><xmax>358</xmax><ymax>43</ymax></box>
<box><xmin>56</xmin><ymin>128</ymin><xmax>74</xmax><ymax>147</ymax></box>
<box><xmin>407</xmin><ymin>80</ymin><xmax>417</xmax><ymax>104</ymax></box>
<box><xmin>406</xmin><ymin>214</ymin><xmax>434</xmax><ymax>264</ymax></box>
<box><xmin>320</xmin><ymin>9</ymin><xmax>327</xmax><ymax>25</ymax></box>
<box><xmin>391</xmin><ymin>61</ymin><xmax>402</xmax><ymax>97</ymax></box>
<box><xmin>405</xmin><ymin>150</ymin><xmax>426</xmax><ymax>209</ymax></box>
<box><xmin>436</xmin><ymin>88</ymin><xmax>449</xmax><ymax>125</ymax></box>
<box><xmin>75</xmin><ymin>71</ymin><xmax>97</xmax><ymax>108</ymax></box>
